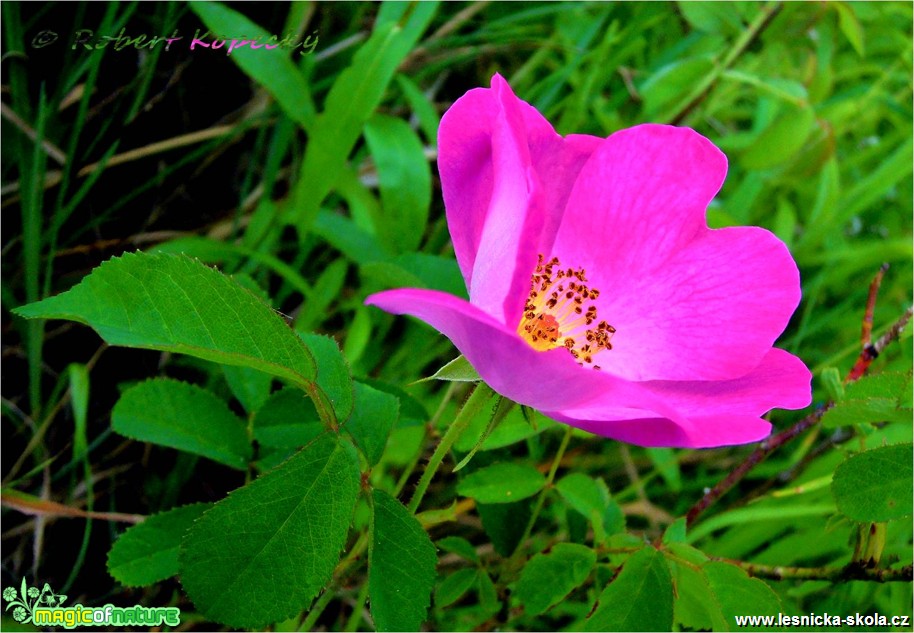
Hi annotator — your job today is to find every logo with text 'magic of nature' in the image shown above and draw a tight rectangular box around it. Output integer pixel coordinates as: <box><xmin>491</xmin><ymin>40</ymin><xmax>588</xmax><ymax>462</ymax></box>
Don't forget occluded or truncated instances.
<box><xmin>2</xmin><ymin>579</ymin><xmax>180</xmax><ymax>629</ymax></box>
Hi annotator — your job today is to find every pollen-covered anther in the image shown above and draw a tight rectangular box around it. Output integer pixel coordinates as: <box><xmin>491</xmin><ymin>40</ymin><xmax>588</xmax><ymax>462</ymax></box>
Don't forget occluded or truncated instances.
<box><xmin>517</xmin><ymin>254</ymin><xmax>616</xmax><ymax>368</ymax></box>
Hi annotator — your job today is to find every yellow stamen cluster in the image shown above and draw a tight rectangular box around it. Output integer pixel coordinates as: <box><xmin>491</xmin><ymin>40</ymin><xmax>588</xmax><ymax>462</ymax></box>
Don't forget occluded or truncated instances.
<box><xmin>517</xmin><ymin>254</ymin><xmax>616</xmax><ymax>369</ymax></box>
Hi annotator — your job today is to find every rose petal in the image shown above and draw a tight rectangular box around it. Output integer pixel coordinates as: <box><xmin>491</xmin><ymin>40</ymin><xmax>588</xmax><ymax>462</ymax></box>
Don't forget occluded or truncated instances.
<box><xmin>437</xmin><ymin>88</ymin><xmax>496</xmax><ymax>289</ymax></box>
<box><xmin>592</xmin><ymin>225</ymin><xmax>801</xmax><ymax>381</ymax></box>
<box><xmin>438</xmin><ymin>76</ymin><xmax>539</xmax><ymax>323</ymax></box>
<box><xmin>645</xmin><ymin>347</ymin><xmax>812</xmax><ymax>415</ymax></box>
<box><xmin>546</xmin><ymin>411</ymin><xmax>773</xmax><ymax>449</ymax></box>
<box><xmin>542</xmin><ymin>348</ymin><xmax>810</xmax><ymax>448</ymax></box>
<box><xmin>364</xmin><ymin>288</ymin><xmax>681</xmax><ymax>417</ymax></box>
<box><xmin>438</xmin><ymin>75</ymin><xmax>602</xmax><ymax>326</ymax></box>
<box><xmin>552</xmin><ymin>125</ymin><xmax>724</xmax><ymax>276</ymax></box>
<box><xmin>549</xmin><ymin>348</ymin><xmax>809</xmax><ymax>419</ymax></box>
<box><xmin>465</xmin><ymin>78</ymin><xmax>545</xmax><ymax>323</ymax></box>
<box><xmin>549</xmin><ymin>124</ymin><xmax>800</xmax><ymax>381</ymax></box>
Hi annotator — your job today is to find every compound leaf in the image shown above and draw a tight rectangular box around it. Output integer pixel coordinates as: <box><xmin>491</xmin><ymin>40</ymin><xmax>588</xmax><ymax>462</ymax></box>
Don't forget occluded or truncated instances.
<box><xmin>457</xmin><ymin>463</ymin><xmax>545</xmax><ymax>504</ymax></box>
<box><xmin>704</xmin><ymin>562</ymin><xmax>781</xmax><ymax>631</ymax></box>
<box><xmin>832</xmin><ymin>443</ymin><xmax>913</xmax><ymax>522</ymax></box>
<box><xmin>584</xmin><ymin>546</ymin><xmax>673</xmax><ymax>631</ymax></box>
<box><xmin>178</xmin><ymin>434</ymin><xmax>360</xmax><ymax>629</ymax></box>
<box><xmin>112</xmin><ymin>379</ymin><xmax>251</xmax><ymax>469</ymax></box>
<box><xmin>369</xmin><ymin>490</ymin><xmax>437</xmax><ymax>631</ymax></box>
<box><xmin>13</xmin><ymin>253</ymin><xmax>318</xmax><ymax>390</ymax></box>
<box><xmin>515</xmin><ymin>543</ymin><xmax>596</xmax><ymax>616</ymax></box>
<box><xmin>299</xmin><ymin>333</ymin><xmax>355</xmax><ymax>425</ymax></box>
<box><xmin>108</xmin><ymin>503</ymin><xmax>210</xmax><ymax>587</ymax></box>
<box><xmin>346</xmin><ymin>382</ymin><xmax>399</xmax><ymax>466</ymax></box>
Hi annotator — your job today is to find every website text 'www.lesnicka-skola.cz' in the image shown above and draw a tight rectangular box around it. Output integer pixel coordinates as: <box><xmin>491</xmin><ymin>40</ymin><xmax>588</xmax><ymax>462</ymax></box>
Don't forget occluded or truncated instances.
<box><xmin>734</xmin><ymin>613</ymin><xmax>911</xmax><ymax>628</ymax></box>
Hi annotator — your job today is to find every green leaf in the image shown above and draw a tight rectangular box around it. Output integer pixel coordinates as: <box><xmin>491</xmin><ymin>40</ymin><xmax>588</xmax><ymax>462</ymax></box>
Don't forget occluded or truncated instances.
<box><xmin>584</xmin><ymin>546</ymin><xmax>673</xmax><ymax>631</ymax></box>
<box><xmin>314</xmin><ymin>210</ymin><xmax>387</xmax><ymax>266</ymax></box>
<box><xmin>721</xmin><ymin>71</ymin><xmax>808</xmax><ymax>107</ymax></box>
<box><xmin>435</xmin><ymin>568</ymin><xmax>477</xmax><ymax>608</ymax></box>
<box><xmin>361</xmin><ymin>261</ymin><xmax>427</xmax><ymax>293</ymax></box>
<box><xmin>687</xmin><ymin>504</ymin><xmax>836</xmax><ymax>543</ymax></box>
<box><xmin>477</xmin><ymin>569</ymin><xmax>500</xmax><ymax>617</ymax></box>
<box><xmin>556</xmin><ymin>472</ymin><xmax>625</xmax><ymax>537</ymax></box>
<box><xmin>640</xmin><ymin>56</ymin><xmax>715</xmax><ymax>119</ymax></box>
<box><xmin>844</xmin><ymin>371</ymin><xmax>913</xmax><ymax>402</ymax></box>
<box><xmin>677</xmin><ymin>1</ymin><xmax>744</xmax><ymax>35</ymax></box>
<box><xmin>294</xmin><ymin>261</ymin><xmax>348</xmax><ymax>333</ymax></box>
<box><xmin>662</xmin><ymin>518</ymin><xmax>688</xmax><ymax>545</ymax></box>
<box><xmin>820</xmin><ymin>366</ymin><xmax>845</xmax><ymax>402</ymax></box>
<box><xmin>178</xmin><ymin>434</ymin><xmax>360</xmax><ymax>629</ymax></box>
<box><xmin>112</xmin><ymin>379</ymin><xmax>251</xmax><ymax>469</ymax></box>
<box><xmin>345</xmin><ymin>382</ymin><xmax>399</xmax><ymax>466</ymax></box>
<box><xmin>821</xmin><ymin>399</ymin><xmax>913</xmax><ymax>428</ymax></box>
<box><xmin>667</xmin><ymin>554</ymin><xmax>724</xmax><ymax>631</ymax></box>
<box><xmin>839</xmin><ymin>138</ymin><xmax>913</xmax><ymax>220</ymax></box>
<box><xmin>252</xmin><ymin>388</ymin><xmax>323</xmax><ymax>449</ymax></box>
<box><xmin>453</xmin><ymin>403</ymin><xmax>557</xmax><ymax>455</ymax></box>
<box><xmin>152</xmin><ymin>236</ymin><xmax>316</xmax><ymax>301</ymax></box>
<box><xmin>832</xmin><ymin>443</ymin><xmax>913</xmax><ymax>522</ymax></box>
<box><xmin>13</xmin><ymin>253</ymin><xmax>318</xmax><ymax>390</ymax></box>
<box><xmin>222</xmin><ymin>364</ymin><xmax>272</xmax><ymax>414</ymax></box>
<box><xmin>369</xmin><ymin>490</ymin><xmax>437</xmax><ymax>631</ymax></box>
<box><xmin>67</xmin><ymin>363</ymin><xmax>90</xmax><ymax>447</ymax></box>
<box><xmin>396</xmin><ymin>74</ymin><xmax>441</xmax><ymax>146</ymax></box>
<box><xmin>740</xmin><ymin>104</ymin><xmax>815</xmax><ymax>170</ymax></box>
<box><xmin>421</xmin><ymin>355</ymin><xmax>481</xmax><ymax>383</ymax></box>
<box><xmin>293</xmin><ymin>2</ymin><xmax>438</xmax><ymax>229</ymax></box>
<box><xmin>515</xmin><ymin>543</ymin><xmax>596</xmax><ymax>616</ymax></box>
<box><xmin>395</xmin><ymin>253</ymin><xmax>467</xmax><ymax>297</ymax></box>
<box><xmin>457</xmin><ymin>463</ymin><xmax>545</xmax><ymax>504</ymax></box>
<box><xmin>704</xmin><ymin>562</ymin><xmax>782</xmax><ymax>631</ymax></box>
<box><xmin>436</xmin><ymin>536</ymin><xmax>479</xmax><ymax>563</ymax></box>
<box><xmin>364</xmin><ymin>113</ymin><xmax>432</xmax><ymax>254</ymax></box>
<box><xmin>476</xmin><ymin>407</ymin><xmax>557</xmax><ymax>452</ymax></box>
<box><xmin>358</xmin><ymin>377</ymin><xmax>429</xmax><ymax>428</ymax></box>
<box><xmin>664</xmin><ymin>542</ymin><xmax>709</xmax><ymax>566</ymax></box>
<box><xmin>453</xmin><ymin>396</ymin><xmax>511</xmax><ymax>472</ymax></box>
<box><xmin>191</xmin><ymin>2</ymin><xmax>315</xmax><ymax>126</ymax></box>
<box><xmin>108</xmin><ymin>504</ymin><xmax>210</xmax><ymax>587</ymax></box>
<box><xmin>823</xmin><ymin>371</ymin><xmax>913</xmax><ymax>428</ymax></box>
<box><xmin>478</xmin><ymin>500</ymin><xmax>531</xmax><ymax>556</ymax></box>
<box><xmin>834</xmin><ymin>1</ymin><xmax>865</xmax><ymax>57</ymax></box>
<box><xmin>299</xmin><ymin>333</ymin><xmax>355</xmax><ymax>425</ymax></box>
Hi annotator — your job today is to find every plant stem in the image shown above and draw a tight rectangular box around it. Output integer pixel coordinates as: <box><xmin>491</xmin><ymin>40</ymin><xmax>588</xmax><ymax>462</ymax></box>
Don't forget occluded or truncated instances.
<box><xmin>714</xmin><ymin>557</ymin><xmax>913</xmax><ymax>583</ymax></box>
<box><xmin>394</xmin><ymin>382</ymin><xmax>459</xmax><ymax>497</ymax></box>
<box><xmin>685</xmin><ymin>406</ymin><xmax>828</xmax><ymax>528</ymax></box>
<box><xmin>299</xmin><ymin>586</ymin><xmax>336</xmax><ymax>632</ymax></box>
<box><xmin>314</xmin><ymin>385</ymin><xmax>492</xmax><ymax>627</ymax></box>
<box><xmin>343</xmin><ymin>580</ymin><xmax>371</xmax><ymax>631</ymax></box>
<box><xmin>509</xmin><ymin>425</ymin><xmax>574</xmax><ymax>562</ymax></box>
<box><xmin>407</xmin><ymin>383</ymin><xmax>493</xmax><ymax>513</ymax></box>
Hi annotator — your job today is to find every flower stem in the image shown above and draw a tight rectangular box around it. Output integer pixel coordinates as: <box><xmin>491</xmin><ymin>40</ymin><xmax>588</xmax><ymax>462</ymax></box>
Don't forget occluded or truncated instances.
<box><xmin>509</xmin><ymin>425</ymin><xmax>574</xmax><ymax>562</ymax></box>
<box><xmin>394</xmin><ymin>382</ymin><xmax>459</xmax><ymax>497</ymax></box>
<box><xmin>713</xmin><ymin>557</ymin><xmax>913</xmax><ymax>583</ymax></box>
<box><xmin>407</xmin><ymin>383</ymin><xmax>493</xmax><ymax>514</ymax></box>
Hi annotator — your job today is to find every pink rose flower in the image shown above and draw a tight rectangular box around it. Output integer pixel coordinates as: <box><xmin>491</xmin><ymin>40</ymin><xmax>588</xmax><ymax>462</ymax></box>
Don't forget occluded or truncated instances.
<box><xmin>366</xmin><ymin>74</ymin><xmax>811</xmax><ymax>448</ymax></box>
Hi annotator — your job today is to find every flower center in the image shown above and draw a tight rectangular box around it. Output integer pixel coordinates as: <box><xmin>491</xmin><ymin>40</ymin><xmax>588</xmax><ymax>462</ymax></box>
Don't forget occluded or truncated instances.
<box><xmin>517</xmin><ymin>254</ymin><xmax>616</xmax><ymax>370</ymax></box>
